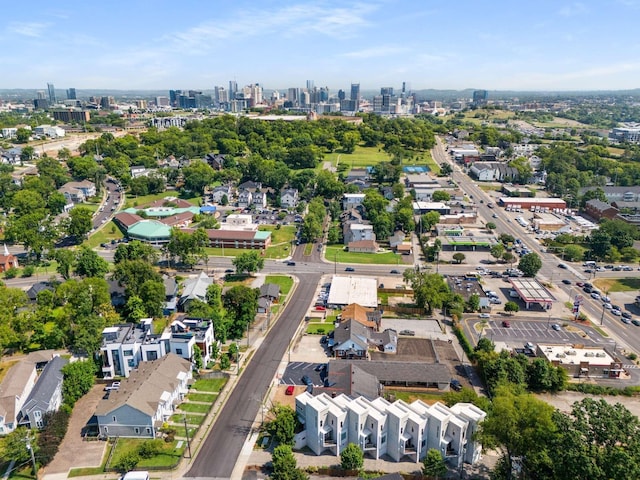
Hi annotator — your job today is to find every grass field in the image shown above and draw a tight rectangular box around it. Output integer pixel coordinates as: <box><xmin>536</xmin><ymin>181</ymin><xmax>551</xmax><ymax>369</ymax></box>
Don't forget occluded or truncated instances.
<box><xmin>325</xmin><ymin>244</ymin><xmax>402</xmax><ymax>265</ymax></box>
<box><xmin>325</xmin><ymin>145</ymin><xmax>391</xmax><ymax>168</ymax></box>
<box><xmin>111</xmin><ymin>438</ymin><xmax>185</xmax><ymax>469</ymax></box>
<box><xmin>170</xmin><ymin>413</ymin><xmax>205</xmax><ymax>425</ymax></box>
<box><xmin>594</xmin><ymin>277</ymin><xmax>640</xmax><ymax>292</ymax></box>
<box><xmin>85</xmin><ymin>220</ymin><xmax>124</xmax><ymax>248</ymax></box>
<box><xmin>386</xmin><ymin>390</ymin><xmax>444</xmax><ymax>404</ymax></box>
<box><xmin>192</xmin><ymin>377</ymin><xmax>227</xmax><ymax>392</ymax></box>
<box><xmin>264</xmin><ymin>275</ymin><xmax>294</xmax><ymax>295</ymax></box>
<box><xmin>186</xmin><ymin>392</ymin><xmax>217</xmax><ymax>402</ymax></box>
<box><xmin>124</xmin><ymin>192</ymin><xmax>200</xmax><ymax>209</ymax></box>
<box><xmin>306</xmin><ymin>323</ymin><xmax>334</xmax><ymax>335</ymax></box>
<box><xmin>178</xmin><ymin>402</ymin><xmax>212</xmax><ymax>413</ymax></box>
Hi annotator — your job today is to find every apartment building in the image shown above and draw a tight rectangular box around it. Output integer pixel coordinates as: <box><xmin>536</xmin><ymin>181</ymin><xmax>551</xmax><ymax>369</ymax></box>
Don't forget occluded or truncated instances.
<box><xmin>295</xmin><ymin>392</ymin><xmax>485</xmax><ymax>467</ymax></box>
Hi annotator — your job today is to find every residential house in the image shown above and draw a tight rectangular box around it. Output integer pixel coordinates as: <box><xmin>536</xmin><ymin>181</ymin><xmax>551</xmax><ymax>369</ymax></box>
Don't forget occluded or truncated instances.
<box><xmin>295</xmin><ymin>392</ymin><xmax>486</xmax><ymax>466</ymax></box>
<box><xmin>94</xmin><ymin>354</ymin><xmax>192</xmax><ymax>438</ymax></box>
<box><xmin>1</xmin><ymin>147</ymin><xmax>22</xmax><ymax>165</ymax></box>
<box><xmin>26</xmin><ymin>281</ymin><xmax>53</xmax><ymax>302</ymax></box>
<box><xmin>580</xmin><ymin>186</ymin><xmax>640</xmax><ymax>203</ymax></box>
<box><xmin>0</xmin><ymin>245</ymin><xmax>19</xmax><ymax>273</ymax></box>
<box><xmin>369</xmin><ymin>329</ymin><xmax>398</xmax><ymax>354</ymax></box>
<box><xmin>340</xmin><ymin>303</ymin><xmax>382</xmax><ymax>331</ymax></box>
<box><xmin>107</xmin><ymin>279</ymin><xmax>127</xmax><ymax>308</ymax></box>
<box><xmin>206</xmin><ymin>185</ymin><xmax>233</xmax><ymax>205</ymax></box>
<box><xmin>342</xmin><ymin>193</ymin><xmax>366</xmax><ymax>211</ymax></box>
<box><xmin>344</xmin><ymin>223</ymin><xmax>376</xmax><ymax>245</ymax></box>
<box><xmin>332</xmin><ymin>319</ymin><xmax>371</xmax><ymax>360</ymax></box>
<box><xmin>169</xmin><ymin>318</ymin><xmax>215</xmax><ymax>365</ymax></box>
<box><xmin>101</xmin><ymin>319</ymin><xmax>156</xmax><ymax>378</ymax></box>
<box><xmin>204</xmin><ymin>153</ymin><xmax>226</xmax><ymax>170</ymax></box>
<box><xmin>252</xmin><ymin>190</ymin><xmax>267</xmax><ymax>210</ymax></box>
<box><xmin>404</xmin><ymin>174</ymin><xmax>439</xmax><ymax>189</ymax></box>
<box><xmin>178</xmin><ymin>272</ymin><xmax>213</xmax><ymax>311</ymax></box>
<box><xmin>348</xmin><ymin>240</ymin><xmax>379</xmax><ymax>253</ymax></box>
<box><xmin>387</xmin><ymin>231</ymin><xmax>405</xmax><ymax>250</ymax></box>
<box><xmin>584</xmin><ymin>199</ymin><xmax>619</xmax><ymax>221</ymax></box>
<box><xmin>17</xmin><ymin>356</ymin><xmax>68</xmax><ymax>429</ymax></box>
<box><xmin>260</xmin><ymin>283</ymin><xmax>280</xmax><ymax>302</ymax></box>
<box><xmin>238</xmin><ymin>181</ymin><xmax>262</xmax><ymax>192</ymax></box>
<box><xmin>469</xmin><ymin>162</ymin><xmax>518</xmax><ymax>182</ymax></box>
<box><xmin>58</xmin><ymin>180</ymin><xmax>96</xmax><ymax>204</ymax></box>
<box><xmin>0</xmin><ymin>362</ymin><xmax>38</xmax><ymax>434</ymax></box>
<box><xmin>237</xmin><ymin>189</ymin><xmax>253</xmax><ymax>208</ymax></box>
<box><xmin>163</xmin><ymin>275</ymin><xmax>178</xmax><ymax>314</ymax></box>
<box><xmin>381</xmin><ymin>186</ymin><xmax>395</xmax><ymax>201</ymax></box>
<box><xmin>280</xmin><ymin>188</ymin><xmax>299</xmax><ymax>209</ymax></box>
<box><xmin>130</xmin><ymin>165</ymin><xmax>150</xmax><ymax>178</ymax></box>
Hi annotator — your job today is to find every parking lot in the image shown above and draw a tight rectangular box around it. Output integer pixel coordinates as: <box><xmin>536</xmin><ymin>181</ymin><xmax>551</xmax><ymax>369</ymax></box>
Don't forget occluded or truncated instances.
<box><xmin>281</xmin><ymin>362</ymin><xmax>327</xmax><ymax>386</ymax></box>
<box><xmin>480</xmin><ymin>319</ymin><xmax>592</xmax><ymax>345</ymax></box>
<box><xmin>289</xmin><ymin>334</ymin><xmax>332</xmax><ymax>363</ymax></box>
<box><xmin>379</xmin><ymin>318</ymin><xmax>445</xmax><ymax>339</ymax></box>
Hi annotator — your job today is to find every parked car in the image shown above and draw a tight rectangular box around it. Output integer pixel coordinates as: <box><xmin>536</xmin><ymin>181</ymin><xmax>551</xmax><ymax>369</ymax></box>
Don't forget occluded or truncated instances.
<box><xmin>285</xmin><ymin>261</ymin><xmax>296</xmax><ymax>266</ymax></box>
<box><xmin>502</xmin><ymin>320</ymin><xmax>511</xmax><ymax>328</ymax></box>
<box><xmin>450</xmin><ymin>379</ymin><xmax>462</xmax><ymax>392</ymax></box>
<box><xmin>285</xmin><ymin>385</ymin><xmax>295</xmax><ymax>395</ymax></box>
<box><xmin>399</xmin><ymin>330</ymin><xmax>416</xmax><ymax>336</ymax></box>
<box><xmin>621</xmin><ymin>317</ymin><xmax>632</xmax><ymax>325</ymax></box>
<box><xmin>611</xmin><ymin>309</ymin><xmax>622</xmax><ymax>316</ymax></box>
<box><xmin>552</xmin><ymin>324</ymin><xmax>561</xmax><ymax>331</ymax></box>
<box><xmin>622</xmin><ymin>312</ymin><xmax>632</xmax><ymax>320</ymax></box>
<box><xmin>104</xmin><ymin>382</ymin><xmax>120</xmax><ymax>391</ymax></box>
<box><xmin>301</xmin><ymin>375</ymin><xmax>313</xmax><ymax>386</ymax></box>
<box><xmin>632</xmin><ymin>320</ymin><xmax>640</xmax><ymax>327</ymax></box>
<box><xmin>562</xmin><ymin>279</ymin><xmax>572</xmax><ymax>285</ymax></box>
<box><xmin>558</xmin><ymin>263</ymin><xmax>568</xmax><ymax>269</ymax></box>
<box><xmin>479</xmin><ymin>313</ymin><xmax>491</xmax><ymax>319</ymax></box>
<box><xmin>315</xmin><ymin>306</ymin><xmax>326</xmax><ymax>311</ymax></box>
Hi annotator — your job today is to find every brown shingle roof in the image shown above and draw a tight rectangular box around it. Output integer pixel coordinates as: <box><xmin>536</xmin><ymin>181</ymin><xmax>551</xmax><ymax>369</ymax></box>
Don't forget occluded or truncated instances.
<box><xmin>146</xmin><ymin>198</ymin><xmax>193</xmax><ymax>209</ymax></box>
<box><xmin>114</xmin><ymin>212</ymin><xmax>143</xmax><ymax>228</ymax></box>
<box><xmin>159</xmin><ymin>211</ymin><xmax>194</xmax><ymax>226</ymax></box>
<box><xmin>94</xmin><ymin>354</ymin><xmax>191</xmax><ymax>417</ymax></box>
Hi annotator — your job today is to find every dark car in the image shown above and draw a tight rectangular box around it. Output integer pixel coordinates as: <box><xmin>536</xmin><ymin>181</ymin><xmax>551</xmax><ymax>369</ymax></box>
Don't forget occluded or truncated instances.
<box><xmin>314</xmin><ymin>364</ymin><xmax>325</xmax><ymax>372</ymax></box>
<box><xmin>552</xmin><ymin>324</ymin><xmax>561</xmax><ymax>331</ymax></box>
<box><xmin>632</xmin><ymin>320</ymin><xmax>640</xmax><ymax>327</ymax></box>
<box><xmin>301</xmin><ymin>375</ymin><xmax>313</xmax><ymax>386</ymax></box>
<box><xmin>390</xmin><ymin>269</ymin><xmax>400</xmax><ymax>274</ymax></box>
<box><xmin>622</xmin><ymin>312</ymin><xmax>632</xmax><ymax>320</ymax></box>
<box><xmin>562</xmin><ymin>279</ymin><xmax>572</xmax><ymax>285</ymax></box>
<box><xmin>399</xmin><ymin>330</ymin><xmax>415</xmax><ymax>336</ymax></box>
<box><xmin>345</xmin><ymin>267</ymin><xmax>355</xmax><ymax>272</ymax></box>
<box><xmin>225</xmin><ymin>269</ymin><xmax>234</xmax><ymax>273</ymax></box>
<box><xmin>558</xmin><ymin>263</ymin><xmax>568</xmax><ymax>269</ymax></box>
<box><xmin>450</xmin><ymin>379</ymin><xmax>462</xmax><ymax>392</ymax></box>
<box><xmin>286</xmin><ymin>261</ymin><xmax>296</xmax><ymax>266</ymax></box>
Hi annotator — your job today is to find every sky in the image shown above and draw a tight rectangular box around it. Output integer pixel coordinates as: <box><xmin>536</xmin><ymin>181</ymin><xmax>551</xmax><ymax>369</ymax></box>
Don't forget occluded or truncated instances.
<box><xmin>3</xmin><ymin>0</ymin><xmax>640</xmax><ymax>92</ymax></box>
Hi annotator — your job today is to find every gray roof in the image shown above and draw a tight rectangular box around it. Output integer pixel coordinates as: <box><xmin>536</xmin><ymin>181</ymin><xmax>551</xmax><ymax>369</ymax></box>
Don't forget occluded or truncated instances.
<box><xmin>259</xmin><ymin>283</ymin><xmax>280</xmax><ymax>299</ymax></box>
<box><xmin>333</xmin><ymin>319</ymin><xmax>370</xmax><ymax>352</ymax></box>
<box><xmin>315</xmin><ymin>362</ymin><xmax>380</xmax><ymax>400</ymax></box>
<box><xmin>163</xmin><ymin>275</ymin><xmax>178</xmax><ymax>297</ymax></box>
<box><xmin>340</xmin><ymin>359</ymin><xmax>451</xmax><ymax>385</ymax></box>
<box><xmin>179</xmin><ymin>272</ymin><xmax>213</xmax><ymax>305</ymax></box>
<box><xmin>585</xmin><ymin>199</ymin><xmax>615</xmax><ymax>211</ymax></box>
<box><xmin>18</xmin><ymin>356</ymin><xmax>68</xmax><ymax>426</ymax></box>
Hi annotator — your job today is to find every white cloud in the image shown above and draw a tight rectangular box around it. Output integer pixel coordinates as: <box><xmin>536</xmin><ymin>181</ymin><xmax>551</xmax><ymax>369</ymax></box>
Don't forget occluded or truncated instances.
<box><xmin>558</xmin><ymin>2</ymin><xmax>588</xmax><ymax>17</ymax></box>
<box><xmin>342</xmin><ymin>45</ymin><xmax>409</xmax><ymax>59</ymax></box>
<box><xmin>8</xmin><ymin>22</ymin><xmax>48</xmax><ymax>37</ymax></box>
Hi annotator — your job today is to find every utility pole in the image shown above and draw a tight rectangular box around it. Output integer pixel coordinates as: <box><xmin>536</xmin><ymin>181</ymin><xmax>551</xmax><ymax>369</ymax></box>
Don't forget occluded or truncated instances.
<box><xmin>25</xmin><ymin>434</ymin><xmax>37</xmax><ymax>476</ymax></box>
<box><xmin>183</xmin><ymin>415</ymin><xmax>192</xmax><ymax>458</ymax></box>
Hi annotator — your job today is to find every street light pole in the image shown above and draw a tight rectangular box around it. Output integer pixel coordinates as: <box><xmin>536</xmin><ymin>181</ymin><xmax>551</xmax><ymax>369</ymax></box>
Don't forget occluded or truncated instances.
<box><xmin>183</xmin><ymin>415</ymin><xmax>192</xmax><ymax>458</ymax></box>
<box><xmin>334</xmin><ymin>251</ymin><xmax>337</xmax><ymax>275</ymax></box>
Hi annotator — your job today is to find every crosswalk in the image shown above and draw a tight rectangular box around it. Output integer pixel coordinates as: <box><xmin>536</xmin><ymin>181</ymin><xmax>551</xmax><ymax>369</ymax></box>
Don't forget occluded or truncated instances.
<box><xmin>622</xmin><ymin>364</ymin><xmax>638</xmax><ymax>370</ymax></box>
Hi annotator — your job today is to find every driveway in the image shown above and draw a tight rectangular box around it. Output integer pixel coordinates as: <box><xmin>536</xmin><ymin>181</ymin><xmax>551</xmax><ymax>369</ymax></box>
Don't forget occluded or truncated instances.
<box><xmin>42</xmin><ymin>384</ymin><xmax>108</xmax><ymax>478</ymax></box>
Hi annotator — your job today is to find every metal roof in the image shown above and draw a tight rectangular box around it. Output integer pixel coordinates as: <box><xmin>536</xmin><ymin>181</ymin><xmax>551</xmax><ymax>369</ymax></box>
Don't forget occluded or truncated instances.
<box><xmin>510</xmin><ymin>278</ymin><xmax>555</xmax><ymax>303</ymax></box>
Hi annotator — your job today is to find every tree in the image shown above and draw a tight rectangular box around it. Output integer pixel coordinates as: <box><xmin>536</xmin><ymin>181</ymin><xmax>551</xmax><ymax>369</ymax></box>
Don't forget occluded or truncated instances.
<box><xmin>490</xmin><ymin>243</ymin><xmax>505</xmax><ymax>262</ymax></box>
<box><xmin>475</xmin><ymin>337</ymin><xmax>495</xmax><ymax>355</ymax></box>
<box><xmin>192</xmin><ymin>344</ymin><xmax>203</xmax><ymax>369</ymax></box>
<box><xmin>124</xmin><ymin>295</ymin><xmax>146</xmax><ymax>322</ymax></box>
<box><xmin>420</xmin><ymin>211</ymin><xmax>441</xmax><ymax>233</ymax></box>
<box><xmin>54</xmin><ymin>249</ymin><xmax>76</xmax><ymax>279</ymax></box>
<box><xmin>138</xmin><ymin>280</ymin><xmax>165</xmax><ymax>318</ymax></box>
<box><xmin>182</xmin><ymin>160</ymin><xmax>216</xmax><ymax>193</ymax></box>
<box><xmin>15</xmin><ymin>128</ymin><xmax>31</xmax><ymax>143</ymax></box>
<box><xmin>340</xmin><ymin>442</ymin><xmax>364</xmax><ymax>471</ymax></box>
<box><xmin>518</xmin><ymin>252</ymin><xmax>542</xmax><ymax>277</ymax></box>
<box><xmin>465</xmin><ymin>293</ymin><xmax>480</xmax><ymax>312</ymax></box>
<box><xmin>0</xmin><ymin>427</ymin><xmax>35</xmax><ymax>464</ymax></box>
<box><xmin>478</xmin><ymin>384</ymin><xmax>557</xmax><ymax>478</ymax></box>
<box><xmin>114</xmin><ymin>240</ymin><xmax>158</xmax><ymax>264</ymax></box>
<box><xmin>232</xmin><ymin>250</ymin><xmax>265</xmax><ymax>276</ymax></box>
<box><xmin>422</xmin><ymin>448</ymin><xmax>447</xmax><ymax>479</ymax></box>
<box><xmin>223</xmin><ymin>285</ymin><xmax>259</xmax><ymax>338</ymax></box>
<box><xmin>502</xmin><ymin>251</ymin><xmax>515</xmax><ymax>266</ymax></box>
<box><xmin>452</xmin><ymin>252</ymin><xmax>466</xmax><ymax>264</ymax></box>
<box><xmin>588</xmin><ymin>229</ymin><xmax>612</xmax><ymax>260</ymax></box>
<box><xmin>402</xmin><ymin>268</ymin><xmax>450</xmax><ymax>315</ymax></box>
<box><xmin>562</xmin><ymin>244</ymin><xmax>584</xmax><ymax>262</ymax></box>
<box><xmin>504</xmin><ymin>301</ymin><xmax>520</xmax><ymax>313</ymax></box>
<box><xmin>74</xmin><ymin>246</ymin><xmax>109</xmax><ymax>278</ymax></box>
<box><xmin>61</xmin><ymin>359</ymin><xmax>96</xmax><ymax>407</ymax></box>
<box><xmin>266</xmin><ymin>405</ymin><xmax>297</xmax><ymax>445</ymax></box>
<box><xmin>440</xmin><ymin>162</ymin><xmax>453</xmax><ymax>176</ymax></box>
<box><xmin>113</xmin><ymin>259</ymin><xmax>162</xmax><ymax>297</ymax></box>
<box><xmin>486</xmin><ymin>221</ymin><xmax>497</xmax><ymax>232</ymax></box>
<box><xmin>270</xmin><ymin>444</ymin><xmax>307</xmax><ymax>480</ymax></box>
<box><xmin>432</xmin><ymin>190</ymin><xmax>450</xmax><ymax>202</ymax></box>
<box><xmin>67</xmin><ymin>206</ymin><xmax>94</xmax><ymax>239</ymax></box>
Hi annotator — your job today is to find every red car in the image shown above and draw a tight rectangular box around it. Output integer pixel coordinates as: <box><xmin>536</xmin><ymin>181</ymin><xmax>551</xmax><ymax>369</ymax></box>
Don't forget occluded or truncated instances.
<box><xmin>285</xmin><ymin>385</ymin><xmax>295</xmax><ymax>395</ymax></box>
<box><xmin>502</xmin><ymin>320</ymin><xmax>511</xmax><ymax>328</ymax></box>
<box><xmin>315</xmin><ymin>306</ymin><xmax>326</xmax><ymax>311</ymax></box>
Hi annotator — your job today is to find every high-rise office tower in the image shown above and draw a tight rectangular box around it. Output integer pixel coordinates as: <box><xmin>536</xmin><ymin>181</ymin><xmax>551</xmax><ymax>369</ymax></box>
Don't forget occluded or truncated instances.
<box><xmin>66</xmin><ymin>88</ymin><xmax>77</xmax><ymax>100</ymax></box>
<box><xmin>229</xmin><ymin>80</ymin><xmax>238</xmax><ymax>101</ymax></box>
<box><xmin>169</xmin><ymin>90</ymin><xmax>182</xmax><ymax>107</ymax></box>
<box><xmin>37</xmin><ymin>91</ymin><xmax>46</xmax><ymax>100</ymax></box>
<box><xmin>47</xmin><ymin>83</ymin><xmax>56</xmax><ymax>104</ymax></box>
<box><xmin>338</xmin><ymin>89</ymin><xmax>346</xmax><ymax>101</ymax></box>
<box><xmin>473</xmin><ymin>90</ymin><xmax>488</xmax><ymax>104</ymax></box>
<box><xmin>381</xmin><ymin>87</ymin><xmax>394</xmax><ymax>96</ymax></box>
<box><xmin>306</xmin><ymin>80</ymin><xmax>314</xmax><ymax>91</ymax></box>
<box><xmin>287</xmin><ymin>87</ymin><xmax>300</xmax><ymax>106</ymax></box>
<box><xmin>350</xmin><ymin>83</ymin><xmax>360</xmax><ymax>101</ymax></box>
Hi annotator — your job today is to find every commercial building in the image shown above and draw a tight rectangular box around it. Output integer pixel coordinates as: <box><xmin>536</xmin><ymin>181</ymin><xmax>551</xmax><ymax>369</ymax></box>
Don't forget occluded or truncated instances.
<box><xmin>509</xmin><ymin>278</ymin><xmax>555</xmax><ymax>310</ymax></box>
<box><xmin>52</xmin><ymin>109</ymin><xmax>91</xmax><ymax>123</ymax></box>
<box><xmin>294</xmin><ymin>392</ymin><xmax>485</xmax><ymax>466</ymax></box>
<box><xmin>584</xmin><ymin>199</ymin><xmax>619</xmax><ymax>221</ymax></box>
<box><xmin>536</xmin><ymin>344</ymin><xmax>623</xmax><ymax>379</ymax></box>
<box><xmin>327</xmin><ymin>276</ymin><xmax>378</xmax><ymax>309</ymax></box>
<box><xmin>609</xmin><ymin>123</ymin><xmax>640</xmax><ymax>144</ymax></box>
<box><xmin>498</xmin><ymin>197</ymin><xmax>566</xmax><ymax>210</ymax></box>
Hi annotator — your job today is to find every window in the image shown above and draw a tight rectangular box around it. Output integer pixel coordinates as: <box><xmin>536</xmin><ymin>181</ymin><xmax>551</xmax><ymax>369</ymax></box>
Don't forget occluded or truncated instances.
<box><xmin>320</xmin><ymin>420</ymin><xmax>323</xmax><ymax>427</ymax></box>
<box><xmin>34</xmin><ymin>411</ymin><xmax>41</xmax><ymax>419</ymax></box>
<box><xmin>146</xmin><ymin>428</ymin><xmax>151</xmax><ymax>434</ymax></box>
<box><xmin>381</xmin><ymin>435</ymin><xmax>386</xmax><ymax>444</ymax></box>
<box><xmin>340</xmin><ymin>422</ymin><xmax>343</xmax><ymax>428</ymax></box>
<box><xmin>176</xmin><ymin>348</ymin><xmax>183</xmax><ymax>355</ymax></box>
<box><xmin>104</xmin><ymin>426</ymin><xmax>108</xmax><ymax>433</ymax></box>
<box><xmin>123</xmin><ymin>350</ymin><xmax>133</xmax><ymax>356</ymax></box>
<box><xmin>113</xmin><ymin>416</ymin><xmax>117</xmax><ymax>422</ymax></box>
<box><xmin>134</xmin><ymin>427</ymin><xmax>140</xmax><ymax>434</ymax></box>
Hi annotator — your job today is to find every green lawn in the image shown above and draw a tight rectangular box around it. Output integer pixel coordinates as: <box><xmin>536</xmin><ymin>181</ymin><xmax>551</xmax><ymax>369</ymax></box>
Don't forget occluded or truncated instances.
<box><xmin>306</xmin><ymin>323</ymin><xmax>334</xmax><ymax>335</ymax></box>
<box><xmin>325</xmin><ymin>244</ymin><xmax>403</xmax><ymax>265</ymax></box>
<box><xmin>303</xmin><ymin>243</ymin><xmax>313</xmax><ymax>256</ymax></box>
<box><xmin>124</xmin><ymin>192</ymin><xmax>200</xmax><ymax>209</ymax></box>
<box><xmin>192</xmin><ymin>377</ymin><xmax>227</xmax><ymax>393</ymax></box>
<box><xmin>186</xmin><ymin>392</ymin><xmax>217</xmax><ymax>402</ymax></box>
<box><xmin>264</xmin><ymin>275</ymin><xmax>294</xmax><ymax>295</ymax></box>
<box><xmin>260</xmin><ymin>225</ymin><xmax>296</xmax><ymax>244</ymax></box>
<box><xmin>324</xmin><ymin>145</ymin><xmax>391</xmax><ymax>168</ymax></box>
<box><xmin>170</xmin><ymin>413</ymin><xmax>205</xmax><ymax>425</ymax></box>
<box><xmin>223</xmin><ymin>274</ymin><xmax>255</xmax><ymax>288</ymax></box>
<box><xmin>177</xmin><ymin>402</ymin><xmax>211</xmax><ymax>413</ymax></box>
<box><xmin>386</xmin><ymin>390</ymin><xmax>444</xmax><ymax>404</ymax></box>
<box><xmin>594</xmin><ymin>277</ymin><xmax>640</xmax><ymax>292</ymax></box>
<box><xmin>110</xmin><ymin>438</ymin><xmax>185</xmax><ymax>469</ymax></box>
<box><xmin>85</xmin><ymin>220</ymin><xmax>124</xmax><ymax>248</ymax></box>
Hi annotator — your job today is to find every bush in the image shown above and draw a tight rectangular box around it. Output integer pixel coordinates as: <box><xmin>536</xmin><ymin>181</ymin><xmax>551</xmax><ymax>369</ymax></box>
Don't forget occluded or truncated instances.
<box><xmin>453</xmin><ymin>323</ymin><xmax>474</xmax><ymax>358</ymax></box>
<box><xmin>113</xmin><ymin>451</ymin><xmax>139</xmax><ymax>472</ymax></box>
<box><xmin>220</xmin><ymin>354</ymin><xmax>231</xmax><ymax>370</ymax></box>
<box><xmin>3</xmin><ymin>267</ymin><xmax>18</xmax><ymax>279</ymax></box>
<box><xmin>628</xmin><ymin>353</ymin><xmax>637</xmax><ymax>361</ymax></box>
<box><xmin>22</xmin><ymin>265</ymin><xmax>35</xmax><ymax>277</ymax></box>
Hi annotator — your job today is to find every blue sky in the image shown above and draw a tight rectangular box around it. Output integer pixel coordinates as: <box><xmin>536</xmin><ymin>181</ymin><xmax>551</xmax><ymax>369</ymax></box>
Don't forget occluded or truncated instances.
<box><xmin>3</xmin><ymin>0</ymin><xmax>640</xmax><ymax>91</ymax></box>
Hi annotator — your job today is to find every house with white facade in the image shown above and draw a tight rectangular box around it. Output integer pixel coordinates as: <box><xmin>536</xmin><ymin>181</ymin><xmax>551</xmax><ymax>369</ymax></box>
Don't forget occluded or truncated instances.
<box><xmin>58</xmin><ymin>180</ymin><xmax>96</xmax><ymax>204</ymax></box>
<box><xmin>178</xmin><ymin>272</ymin><xmax>213</xmax><ymax>311</ymax></box>
<box><xmin>280</xmin><ymin>188</ymin><xmax>299</xmax><ymax>209</ymax></box>
<box><xmin>94</xmin><ymin>354</ymin><xmax>192</xmax><ymax>438</ymax></box>
<box><xmin>206</xmin><ymin>185</ymin><xmax>233</xmax><ymax>204</ymax></box>
<box><xmin>0</xmin><ymin>362</ymin><xmax>38</xmax><ymax>434</ymax></box>
<box><xmin>252</xmin><ymin>190</ymin><xmax>267</xmax><ymax>210</ymax></box>
<box><xmin>237</xmin><ymin>190</ymin><xmax>253</xmax><ymax>208</ymax></box>
<box><xmin>17</xmin><ymin>356</ymin><xmax>68</xmax><ymax>429</ymax></box>
<box><xmin>295</xmin><ymin>393</ymin><xmax>485</xmax><ymax>467</ymax></box>
<box><xmin>343</xmin><ymin>193</ymin><xmax>366</xmax><ymax>211</ymax></box>
<box><xmin>344</xmin><ymin>223</ymin><xmax>375</xmax><ymax>245</ymax></box>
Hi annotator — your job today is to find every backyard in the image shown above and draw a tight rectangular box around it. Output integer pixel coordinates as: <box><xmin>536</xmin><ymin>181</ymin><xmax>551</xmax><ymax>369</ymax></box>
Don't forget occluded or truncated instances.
<box><xmin>264</xmin><ymin>275</ymin><xmax>294</xmax><ymax>295</ymax></box>
<box><xmin>85</xmin><ymin>220</ymin><xmax>124</xmax><ymax>248</ymax></box>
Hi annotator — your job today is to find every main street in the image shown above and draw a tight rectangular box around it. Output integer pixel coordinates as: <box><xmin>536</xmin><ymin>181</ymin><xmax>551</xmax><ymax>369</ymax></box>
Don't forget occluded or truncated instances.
<box><xmin>432</xmin><ymin>137</ymin><xmax>640</xmax><ymax>352</ymax></box>
<box><xmin>185</xmin><ymin>270</ymin><xmax>321</xmax><ymax>480</ymax></box>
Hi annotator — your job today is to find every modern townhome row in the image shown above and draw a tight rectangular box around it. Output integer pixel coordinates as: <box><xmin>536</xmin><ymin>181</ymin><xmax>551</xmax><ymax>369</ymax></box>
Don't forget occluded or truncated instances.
<box><xmin>295</xmin><ymin>392</ymin><xmax>485</xmax><ymax>467</ymax></box>
<box><xmin>101</xmin><ymin>317</ymin><xmax>215</xmax><ymax>378</ymax></box>
<box><xmin>94</xmin><ymin>354</ymin><xmax>192</xmax><ymax>438</ymax></box>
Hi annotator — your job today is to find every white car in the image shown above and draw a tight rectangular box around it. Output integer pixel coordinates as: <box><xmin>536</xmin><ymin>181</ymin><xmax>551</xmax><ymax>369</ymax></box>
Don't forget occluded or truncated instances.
<box><xmin>603</xmin><ymin>303</ymin><xmax>612</xmax><ymax>310</ymax></box>
<box><xmin>611</xmin><ymin>309</ymin><xmax>622</xmax><ymax>316</ymax></box>
<box><xmin>590</xmin><ymin>292</ymin><xmax>600</xmax><ymax>300</ymax></box>
<box><xmin>479</xmin><ymin>313</ymin><xmax>491</xmax><ymax>319</ymax></box>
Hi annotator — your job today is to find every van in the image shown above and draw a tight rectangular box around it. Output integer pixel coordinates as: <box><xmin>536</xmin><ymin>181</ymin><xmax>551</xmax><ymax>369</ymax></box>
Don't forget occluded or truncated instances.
<box><xmin>583</xmin><ymin>261</ymin><xmax>596</xmax><ymax>267</ymax></box>
<box><xmin>122</xmin><ymin>472</ymin><xmax>149</xmax><ymax>480</ymax></box>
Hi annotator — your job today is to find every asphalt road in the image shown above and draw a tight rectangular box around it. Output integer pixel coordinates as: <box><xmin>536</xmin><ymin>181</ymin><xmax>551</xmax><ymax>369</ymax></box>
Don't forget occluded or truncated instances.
<box><xmin>185</xmin><ymin>272</ymin><xmax>322</xmax><ymax>479</ymax></box>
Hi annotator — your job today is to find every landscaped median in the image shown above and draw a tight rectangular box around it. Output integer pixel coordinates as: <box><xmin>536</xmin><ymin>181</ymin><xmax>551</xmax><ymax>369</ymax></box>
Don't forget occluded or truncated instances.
<box><xmin>325</xmin><ymin>244</ymin><xmax>403</xmax><ymax>265</ymax></box>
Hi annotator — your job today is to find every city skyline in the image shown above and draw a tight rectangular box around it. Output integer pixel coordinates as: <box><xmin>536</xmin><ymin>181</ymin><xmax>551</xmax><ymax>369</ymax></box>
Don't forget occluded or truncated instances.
<box><xmin>3</xmin><ymin>0</ymin><xmax>640</xmax><ymax>91</ymax></box>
